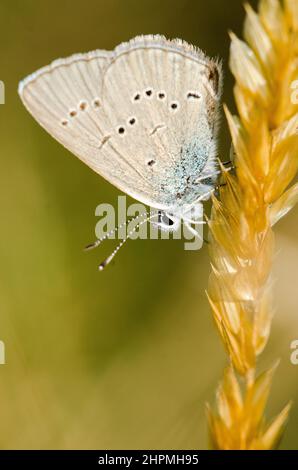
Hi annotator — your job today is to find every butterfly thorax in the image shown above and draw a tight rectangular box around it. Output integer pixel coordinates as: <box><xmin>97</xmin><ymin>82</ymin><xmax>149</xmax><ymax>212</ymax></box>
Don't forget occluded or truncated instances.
<box><xmin>153</xmin><ymin>136</ymin><xmax>217</xmax><ymax>209</ymax></box>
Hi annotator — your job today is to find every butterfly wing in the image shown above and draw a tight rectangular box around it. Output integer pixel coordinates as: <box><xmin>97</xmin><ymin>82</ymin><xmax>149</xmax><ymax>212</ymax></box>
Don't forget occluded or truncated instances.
<box><xmin>18</xmin><ymin>48</ymin><xmax>158</xmax><ymax>206</ymax></box>
<box><xmin>102</xmin><ymin>36</ymin><xmax>222</xmax><ymax>208</ymax></box>
<box><xmin>19</xmin><ymin>36</ymin><xmax>222</xmax><ymax>210</ymax></box>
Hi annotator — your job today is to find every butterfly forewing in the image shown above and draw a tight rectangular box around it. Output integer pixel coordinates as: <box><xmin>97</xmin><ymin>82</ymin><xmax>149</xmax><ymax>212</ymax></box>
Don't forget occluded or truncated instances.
<box><xmin>19</xmin><ymin>36</ymin><xmax>222</xmax><ymax>210</ymax></box>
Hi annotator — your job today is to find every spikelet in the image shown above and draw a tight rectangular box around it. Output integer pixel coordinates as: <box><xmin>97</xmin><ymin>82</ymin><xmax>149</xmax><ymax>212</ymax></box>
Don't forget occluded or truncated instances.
<box><xmin>207</xmin><ymin>0</ymin><xmax>297</xmax><ymax>449</ymax></box>
<box><xmin>206</xmin><ymin>364</ymin><xmax>291</xmax><ymax>450</ymax></box>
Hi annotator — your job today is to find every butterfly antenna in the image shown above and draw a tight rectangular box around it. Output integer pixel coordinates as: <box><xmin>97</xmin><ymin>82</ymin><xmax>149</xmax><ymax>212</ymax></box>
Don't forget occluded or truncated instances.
<box><xmin>84</xmin><ymin>210</ymin><xmax>150</xmax><ymax>251</ymax></box>
<box><xmin>98</xmin><ymin>212</ymin><xmax>157</xmax><ymax>271</ymax></box>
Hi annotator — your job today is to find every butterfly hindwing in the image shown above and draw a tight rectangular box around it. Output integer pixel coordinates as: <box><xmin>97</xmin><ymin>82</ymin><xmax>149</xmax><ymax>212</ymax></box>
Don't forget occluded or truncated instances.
<box><xmin>102</xmin><ymin>36</ymin><xmax>222</xmax><ymax>207</ymax></box>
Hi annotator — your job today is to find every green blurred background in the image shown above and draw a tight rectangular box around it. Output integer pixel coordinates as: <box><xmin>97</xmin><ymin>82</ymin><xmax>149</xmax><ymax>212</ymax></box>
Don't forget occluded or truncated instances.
<box><xmin>0</xmin><ymin>0</ymin><xmax>298</xmax><ymax>450</ymax></box>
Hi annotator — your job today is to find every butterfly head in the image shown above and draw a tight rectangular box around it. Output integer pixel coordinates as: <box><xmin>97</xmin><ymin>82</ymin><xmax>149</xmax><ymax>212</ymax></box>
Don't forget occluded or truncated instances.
<box><xmin>153</xmin><ymin>199</ymin><xmax>205</xmax><ymax>235</ymax></box>
<box><xmin>154</xmin><ymin>210</ymin><xmax>180</xmax><ymax>232</ymax></box>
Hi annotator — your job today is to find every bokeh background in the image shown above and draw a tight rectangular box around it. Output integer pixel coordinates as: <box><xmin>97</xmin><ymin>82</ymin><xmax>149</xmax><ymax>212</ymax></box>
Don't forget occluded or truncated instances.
<box><xmin>0</xmin><ymin>0</ymin><xmax>298</xmax><ymax>450</ymax></box>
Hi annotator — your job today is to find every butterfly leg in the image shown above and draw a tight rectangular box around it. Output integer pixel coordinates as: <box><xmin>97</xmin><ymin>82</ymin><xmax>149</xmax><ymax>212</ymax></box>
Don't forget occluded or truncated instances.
<box><xmin>184</xmin><ymin>222</ymin><xmax>203</xmax><ymax>240</ymax></box>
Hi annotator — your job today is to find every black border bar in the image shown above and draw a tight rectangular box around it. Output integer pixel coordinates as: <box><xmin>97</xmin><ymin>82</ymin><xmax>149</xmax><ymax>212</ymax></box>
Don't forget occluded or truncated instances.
<box><xmin>0</xmin><ymin>450</ymin><xmax>296</xmax><ymax>467</ymax></box>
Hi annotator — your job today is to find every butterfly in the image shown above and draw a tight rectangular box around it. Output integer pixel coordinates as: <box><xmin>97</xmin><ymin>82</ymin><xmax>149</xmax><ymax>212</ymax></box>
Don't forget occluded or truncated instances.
<box><xmin>18</xmin><ymin>35</ymin><xmax>222</xmax><ymax>269</ymax></box>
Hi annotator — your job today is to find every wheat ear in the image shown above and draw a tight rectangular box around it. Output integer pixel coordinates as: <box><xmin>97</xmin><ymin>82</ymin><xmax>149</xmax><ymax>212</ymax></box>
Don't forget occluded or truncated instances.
<box><xmin>206</xmin><ymin>0</ymin><xmax>298</xmax><ymax>450</ymax></box>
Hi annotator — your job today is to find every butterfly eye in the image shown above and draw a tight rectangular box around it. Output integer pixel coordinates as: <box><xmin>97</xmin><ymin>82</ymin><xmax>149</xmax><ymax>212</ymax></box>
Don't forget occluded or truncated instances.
<box><xmin>158</xmin><ymin>211</ymin><xmax>174</xmax><ymax>227</ymax></box>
